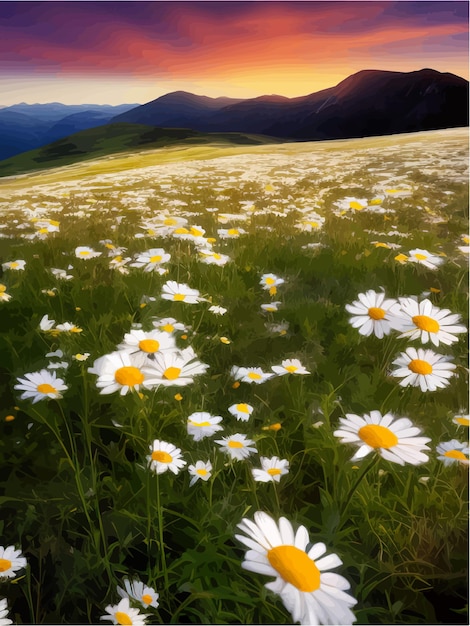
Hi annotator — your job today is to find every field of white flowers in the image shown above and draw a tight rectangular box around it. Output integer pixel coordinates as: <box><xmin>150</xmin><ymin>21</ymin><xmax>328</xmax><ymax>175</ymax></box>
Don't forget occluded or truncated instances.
<box><xmin>0</xmin><ymin>127</ymin><xmax>468</xmax><ymax>625</ymax></box>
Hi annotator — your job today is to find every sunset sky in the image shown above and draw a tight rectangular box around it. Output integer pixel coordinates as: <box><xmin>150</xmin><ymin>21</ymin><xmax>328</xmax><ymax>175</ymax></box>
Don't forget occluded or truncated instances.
<box><xmin>0</xmin><ymin>1</ymin><xmax>468</xmax><ymax>105</ymax></box>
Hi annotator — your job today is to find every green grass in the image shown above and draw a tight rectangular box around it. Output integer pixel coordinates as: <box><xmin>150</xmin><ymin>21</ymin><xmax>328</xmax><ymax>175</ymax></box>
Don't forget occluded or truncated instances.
<box><xmin>0</xmin><ymin>127</ymin><xmax>468</xmax><ymax>625</ymax></box>
<box><xmin>0</xmin><ymin>122</ymin><xmax>279</xmax><ymax>177</ymax></box>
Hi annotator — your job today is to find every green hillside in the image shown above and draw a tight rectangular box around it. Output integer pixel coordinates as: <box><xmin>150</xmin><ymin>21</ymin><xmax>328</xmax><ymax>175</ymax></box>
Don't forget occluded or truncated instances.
<box><xmin>0</xmin><ymin>122</ymin><xmax>278</xmax><ymax>177</ymax></box>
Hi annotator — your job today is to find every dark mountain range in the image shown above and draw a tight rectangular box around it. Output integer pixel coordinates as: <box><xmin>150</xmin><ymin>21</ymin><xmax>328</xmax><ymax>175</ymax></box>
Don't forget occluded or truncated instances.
<box><xmin>0</xmin><ymin>123</ymin><xmax>278</xmax><ymax>177</ymax></box>
<box><xmin>111</xmin><ymin>69</ymin><xmax>468</xmax><ymax>139</ymax></box>
<box><xmin>113</xmin><ymin>91</ymin><xmax>244</xmax><ymax>127</ymax></box>
<box><xmin>0</xmin><ymin>103</ymin><xmax>138</xmax><ymax>160</ymax></box>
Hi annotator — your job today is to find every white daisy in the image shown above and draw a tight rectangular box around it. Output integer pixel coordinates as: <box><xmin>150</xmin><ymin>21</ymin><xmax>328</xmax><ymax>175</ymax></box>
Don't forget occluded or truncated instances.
<box><xmin>218</xmin><ymin>227</ymin><xmax>246</xmax><ymax>239</ymax></box>
<box><xmin>117</xmin><ymin>578</ymin><xmax>159</xmax><ymax>609</ymax></box>
<box><xmin>75</xmin><ymin>246</ymin><xmax>102</xmax><ymax>259</ymax></box>
<box><xmin>14</xmin><ymin>369</ymin><xmax>68</xmax><ymax>403</ymax></box>
<box><xmin>260</xmin><ymin>273</ymin><xmax>285</xmax><ymax>296</ymax></box>
<box><xmin>147</xmin><ymin>439</ymin><xmax>186</xmax><ymax>475</ymax></box>
<box><xmin>0</xmin><ymin>598</ymin><xmax>12</xmax><ymax>626</ymax></box>
<box><xmin>0</xmin><ymin>545</ymin><xmax>27</xmax><ymax>579</ymax></box>
<box><xmin>272</xmin><ymin>359</ymin><xmax>310</xmax><ymax>376</ymax></box>
<box><xmin>187</xmin><ymin>412</ymin><xmax>223</xmax><ymax>441</ymax></box>
<box><xmin>50</xmin><ymin>267</ymin><xmax>73</xmax><ymax>280</ymax></box>
<box><xmin>453</xmin><ymin>414</ymin><xmax>470</xmax><ymax>428</ymax></box>
<box><xmin>142</xmin><ymin>347</ymin><xmax>209</xmax><ymax>387</ymax></box>
<box><xmin>39</xmin><ymin>314</ymin><xmax>56</xmax><ymax>331</ymax></box>
<box><xmin>55</xmin><ymin>322</ymin><xmax>82</xmax><ymax>333</ymax></box>
<box><xmin>228</xmin><ymin>403</ymin><xmax>254</xmax><ymax>422</ymax></box>
<box><xmin>161</xmin><ymin>281</ymin><xmax>203</xmax><ymax>304</ymax></box>
<box><xmin>436</xmin><ymin>440</ymin><xmax>469</xmax><ymax>466</ymax></box>
<box><xmin>252</xmin><ymin>457</ymin><xmax>290</xmax><ymax>483</ymax></box>
<box><xmin>235</xmin><ymin>512</ymin><xmax>357</xmax><ymax>626</ymax></box>
<box><xmin>397</xmin><ymin>298</ymin><xmax>466</xmax><ymax>346</ymax></box>
<box><xmin>117</xmin><ymin>329</ymin><xmax>176</xmax><ymax>359</ymax></box>
<box><xmin>188</xmin><ymin>460</ymin><xmax>213</xmax><ymax>486</ymax></box>
<box><xmin>2</xmin><ymin>259</ymin><xmax>26</xmax><ymax>271</ymax></box>
<box><xmin>231</xmin><ymin>366</ymin><xmax>275</xmax><ymax>385</ymax></box>
<box><xmin>208</xmin><ymin>305</ymin><xmax>227</xmax><ymax>316</ymax></box>
<box><xmin>100</xmin><ymin>598</ymin><xmax>148</xmax><ymax>625</ymax></box>
<box><xmin>390</xmin><ymin>347</ymin><xmax>456</xmax><ymax>392</ymax></box>
<box><xmin>345</xmin><ymin>289</ymin><xmax>404</xmax><ymax>338</ymax></box>
<box><xmin>407</xmin><ymin>248</ymin><xmax>444</xmax><ymax>270</ymax></box>
<box><xmin>261</xmin><ymin>302</ymin><xmax>282</xmax><ymax>312</ymax></box>
<box><xmin>199</xmin><ymin>249</ymin><xmax>231</xmax><ymax>266</ymax></box>
<box><xmin>88</xmin><ymin>351</ymin><xmax>152</xmax><ymax>395</ymax></box>
<box><xmin>334</xmin><ymin>411</ymin><xmax>431</xmax><ymax>465</ymax></box>
<box><xmin>109</xmin><ymin>256</ymin><xmax>132</xmax><ymax>274</ymax></box>
<box><xmin>215</xmin><ymin>434</ymin><xmax>257</xmax><ymax>461</ymax></box>
<box><xmin>151</xmin><ymin>317</ymin><xmax>187</xmax><ymax>334</ymax></box>
<box><xmin>130</xmin><ymin>248</ymin><xmax>170</xmax><ymax>273</ymax></box>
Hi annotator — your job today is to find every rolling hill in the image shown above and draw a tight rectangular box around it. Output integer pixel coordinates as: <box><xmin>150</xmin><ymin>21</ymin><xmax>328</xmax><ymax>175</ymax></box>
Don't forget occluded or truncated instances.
<box><xmin>0</xmin><ymin>123</ymin><xmax>279</xmax><ymax>177</ymax></box>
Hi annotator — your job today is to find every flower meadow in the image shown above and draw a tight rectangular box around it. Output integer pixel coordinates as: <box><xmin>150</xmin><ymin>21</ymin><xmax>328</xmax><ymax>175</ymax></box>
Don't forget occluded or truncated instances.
<box><xmin>0</xmin><ymin>129</ymin><xmax>468</xmax><ymax>625</ymax></box>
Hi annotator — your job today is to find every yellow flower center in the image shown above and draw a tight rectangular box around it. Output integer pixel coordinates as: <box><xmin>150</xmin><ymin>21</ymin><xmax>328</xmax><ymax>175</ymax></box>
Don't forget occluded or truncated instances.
<box><xmin>0</xmin><ymin>558</ymin><xmax>12</xmax><ymax>572</ymax></box>
<box><xmin>163</xmin><ymin>366</ymin><xmax>181</xmax><ymax>380</ymax></box>
<box><xmin>358</xmin><ymin>424</ymin><xmax>398</xmax><ymax>449</ymax></box>
<box><xmin>0</xmin><ymin>284</ymin><xmax>6</xmax><ymax>292</ymax></box>
<box><xmin>267</xmin><ymin>468</ymin><xmax>282</xmax><ymax>476</ymax></box>
<box><xmin>455</xmin><ymin>417</ymin><xmax>470</xmax><ymax>426</ymax></box>
<box><xmin>164</xmin><ymin>218</ymin><xmax>177</xmax><ymax>226</ymax></box>
<box><xmin>408</xmin><ymin>359</ymin><xmax>433</xmax><ymax>375</ymax></box>
<box><xmin>37</xmin><ymin>383</ymin><xmax>57</xmax><ymax>395</ymax></box>
<box><xmin>247</xmin><ymin>372</ymin><xmax>262</xmax><ymax>380</ymax></box>
<box><xmin>375</xmin><ymin>242</ymin><xmax>390</xmax><ymax>248</ymax></box>
<box><xmin>236</xmin><ymin>403</ymin><xmax>250</xmax><ymax>413</ymax></box>
<box><xmin>10</xmin><ymin>262</ymin><xmax>19</xmax><ymax>268</ymax></box>
<box><xmin>444</xmin><ymin>449</ymin><xmax>467</xmax><ymax>460</ymax></box>
<box><xmin>150</xmin><ymin>255</ymin><xmax>162</xmax><ymax>263</ymax></box>
<box><xmin>173</xmin><ymin>294</ymin><xmax>186</xmax><ymax>301</ymax></box>
<box><xmin>141</xmin><ymin>594</ymin><xmax>153</xmax><ymax>605</ymax></box>
<box><xmin>267</xmin><ymin>545</ymin><xmax>320</xmax><ymax>592</ymax></box>
<box><xmin>190</xmin><ymin>420</ymin><xmax>211</xmax><ymax>427</ymax></box>
<box><xmin>196</xmin><ymin>468</ymin><xmax>208</xmax><ymax>476</ymax></box>
<box><xmin>412</xmin><ymin>315</ymin><xmax>439</xmax><ymax>333</ymax></box>
<box><xmin>395</xmin><ymin>253</ymin><xmax>408</xmax><ymax>263</ymax></box>
<box><xmin>285</xmin><ymin>365</ymin><xmax>298</xmax><ymax>373</ymax></box>
<box><xmin>138</xmin><ymin>339</ymin><xmax>160</xmax><ymax>353</ymax></box>
<box><xmin>105</xmin><ymin>243</ymin><xmax>115</xmax><ymax>249</ymax></box>
<box><xmin>39</xmin><ymin>228</ymin><xmax>49</xmax><ymax>234</ymax></box>
<box><xmin>114</xmin><ymin>366</ymin><xmax>144</xmax><ymax>387</ymax></box>
<box><xmin>228</xmin><ymin>440</ymin><xmax>244</xmax><ymax>448</ymax></box>
<box><xmin>265</xmin><ymin>277</ymin><xmax>276</xmax><ymax>285</ymax></box>
<box><xmin>269</xmin><ymin>286</ymin><xmax>277</xmax><ymax>296</ymax></box>
<box><xmin>213</xmin><ymin>253</ymin><xmax>221</xmax><ymax>260</ymax></box>
<box><xmin>308</xmin><ymin>221</ymin><xmax>319</xmax><ymax>228</ymax></box>
<box><xmin>174</xmin><ymin>227</ymin><xmax>189</xmax><ymax>235</ymax></box>
<box><xmin>349</xmin><ymin>201</ymin><xmax>365</xmax><ymax>210</ymax></box>
<box><xmin>79</xmin><ymin>251</ymin><xmax>90</xmax><ymax>256</ymax></box>
<box><xmin>227</xmin><ymin>228</ymin><xmax>239</xmax><ymax>236</ymax></box>
<box><xmin>151</xmin><ymin>450</ymin><xmax>173</xmax><ymax>463</ymax></box>
<box><xmin>115</xmin><ymin>612</ymin><xmax>132</xmax><ymax>625</ymax></box>
<box><xmin>368</xmin><ymin>307</ymin><xmax>385</xmax><ymax>320</ymax></box>
<box><xmin>190</xmin><ymin>227</ymin><xmax>203</xmax><ymax>237</ymax></box>
<box><xmin>161</xmin><ymin>324</ymin><xmax>174</xmax><ymax>333</ymax></box>
<box><xmin>414</xmin><ymin>253</ymin><xmax>428</xmax><ymax>260</ymax></box>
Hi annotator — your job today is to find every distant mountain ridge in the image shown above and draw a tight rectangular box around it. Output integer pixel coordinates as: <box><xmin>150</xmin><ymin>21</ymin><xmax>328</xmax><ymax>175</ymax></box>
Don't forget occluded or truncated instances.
<box><xmin>113</xmin><ymin>68</ymin><xmax>468</xmax><ymax>139</ymax></box>
<box><xmin>0</xmin><ymin>103</ymin><xmax>138</xmax><ymax>160</ymax></box>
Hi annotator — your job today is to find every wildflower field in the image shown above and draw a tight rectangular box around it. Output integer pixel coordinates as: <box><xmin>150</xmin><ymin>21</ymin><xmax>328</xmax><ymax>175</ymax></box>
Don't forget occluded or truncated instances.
<box><xmin>0</xmin><ymin>127</ymin><xmax>468</xmax><ymax>625</ymax></box>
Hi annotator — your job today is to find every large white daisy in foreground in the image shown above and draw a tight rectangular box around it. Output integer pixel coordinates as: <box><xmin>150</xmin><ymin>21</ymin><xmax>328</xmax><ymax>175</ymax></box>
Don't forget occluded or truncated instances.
<box><xmin>142</xmin><ymin>347</ymin><xmax>209</xmax><ymax>387</ymax></box>
<box><xmin>397</xmin><ymin>298</ymin><xmax>466</xmax><ymax>346</ymax></box>
<box><xmin>88</xmin><ymin>351</ymin><xmax>152</xmax><ymax>395</ymax></box>
<box><xmin>334</xmin><ymin>411</ymin><xmax>431</xmax><ymax>465</ymax></box>
<box><xmin>235</xmin><ymin>512</ymin><xmax>357</xmax><ymax>625</ymax></box>
<box><xmin>345</xmin><ymin>290</ymin><xmax>404</xmax><ymax>338</ymax></box>
<box><xmin>390</xmin><ymin>347</ymin><xmax>456</xmax><ymax>392</ymax></box>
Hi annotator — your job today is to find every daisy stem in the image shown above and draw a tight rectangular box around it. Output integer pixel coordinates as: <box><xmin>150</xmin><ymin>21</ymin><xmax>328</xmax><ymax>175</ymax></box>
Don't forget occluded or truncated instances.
<box><xmin>155</xmin><ymin>472</ymin><xmax>169</xmax><ymax>590</ymax></box>
<box><xmin>338</xmin><ymin>455</ymin><xmax>380</xmax><ymax>530</ymax></box>
<box><xmin>380</xmin><ymin>385</ymin><xmax>399</xmax><ymax>414</ymax></box>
